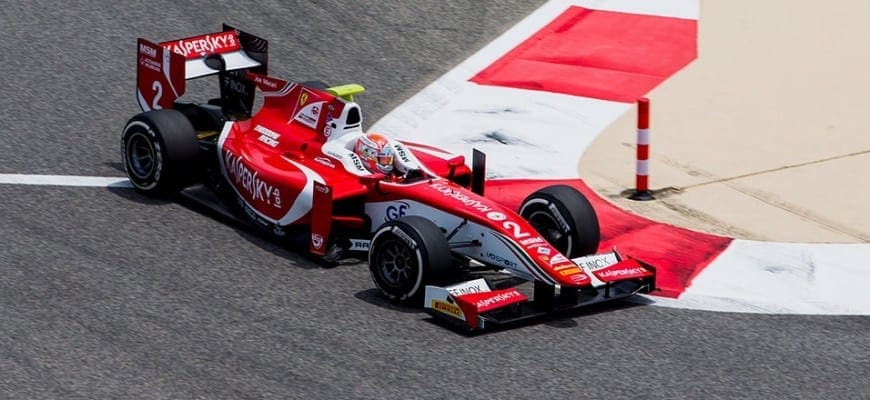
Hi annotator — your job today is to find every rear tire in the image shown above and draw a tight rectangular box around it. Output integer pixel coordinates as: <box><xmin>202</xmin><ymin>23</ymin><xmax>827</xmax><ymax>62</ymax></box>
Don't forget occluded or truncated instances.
<box><xmin>519</xmin><ymin>185</ymin><xmax>600</xmax><ymax>258</ymax></box>
<box><xmin>121</xmin><ymin>109</ymin><xmax>200</xmax><ymax>194</ymax></box>
<box><xmin>369</xmin><ymin>216</ymin><xmax>454</xmax><ymax>304</ymax></box>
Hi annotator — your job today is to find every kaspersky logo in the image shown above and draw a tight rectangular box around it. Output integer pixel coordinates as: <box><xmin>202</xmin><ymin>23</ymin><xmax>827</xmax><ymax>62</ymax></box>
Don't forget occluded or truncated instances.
<box><xmin>223</xmin><ymin>150</ymin><xmax>282</xmax><ymax>207</ymax></box>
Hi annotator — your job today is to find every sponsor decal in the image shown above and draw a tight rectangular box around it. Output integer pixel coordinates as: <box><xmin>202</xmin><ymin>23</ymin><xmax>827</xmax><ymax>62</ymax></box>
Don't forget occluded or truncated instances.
<box><xmin>222</xmin><ymin>74</ymin><xmax>251</xmax><ymax>97</ymax></box>
<box><xmin>430</xmin><ymin>182</ymin><xmax>492</xmax><ymax>213</ymax></box>
<box><xmin>139</xmin><ymin>56</ymin><xmax>161</xmax><ymax>72</ymax></box>
<box><xmin>537</xmin><ymin>247</ymin><xmax>551</xmax><ymax>255</ymax></box>
<box><xmin>349</xmin><ymin>239</ymin><xmax>370</xmax><ymax>251</ymax></box>
<box><xmin>520</xmin><ymin>237</ymin><xmax>545</xmax><ymax>246</ymax></box>
<box><xmin>315</xmin><ymin>184</ymin><xmax>330</xmax><ymax>194</ymax></box>
<box><xmin>391</xmin><ymin>226</ymin><xmax>417</xmax><ymax>250</ymax></box>
<box><xmin>296</xmin><ymin>113</ymin><xmax>317</xmax><ymax>127</ymax></box>
<box><xmin>311</xmin><ymin>233</ymin><xmax>324</xmax><ymax>249</ymax></box>
<box><xmin>252</xmin><ymin>75</ymin><xmax>279</xmax><ymax>89</ymax></box>
<box><xmin>474</xmin><ymin>289</ymin><xmax>524</xmax><ymax>311</ymax></box>
<box><xmin>299</xmin><ymin>92</ymin><xmax>309</xmax><ymax>106</ymax></box>
<box><xmin>241</xmin><ymin>201</ymin><xmax>271</xmax><ymax>228</ymax></box>
<box><xmin>138</xmin><ymin>43</ymin><xmax>157</xmax><ymax>58</ymax></box>
<box><xmin>162</xmin><ymin>31</ymin><xmax>239</xmax><ymax>59</ymax></box>
<box><xmin>486</xmin><ymin>211</ymin><xmax>506</xmax><ymax>221</ymax></box>
<box><xmin>393</xmin><ymin>143</ymin><xmax>411</xmax><ymax>163</ymax></box>
<box><xmin>314</xmin><ymin>156</ymin><xmax>335</xmax><ymax>168</ymax></box>
<box><xmin>580</xmin><ymin>258</ymin><xmax>611</xmax><ymax>271</ymax></box>
<box><xmin>446</xmin><ymin>279</ymin><xmax>489</xmax><ymax>296</ymax></box>
<box><xmin>323</xmin><ymin>114</ymin><xmax>335</xmax><ymax>137</ymax></box>
<box><xmin>597</xmin><ymin>267</ymin><xmax>648</xmax><ymax>279</ymax></box>
<box><xmin>254</xmin><ymin>125</ymin><xmax>280</xmax><ymax>147</ymax></box>
<box><xmin>573</xmin><ymin>252</ymin><xmax>619</xmax><ymax>272</ymax></box>
<box><xmin>559</xmin><ymin>267</ymin><xmax>581</xmax><ymax>276</ymax></box>
<box><xmin>486</xmin><ymin>252</ymin><xmax>518</xmax><ymax>269</ymax></box>
<box><xmin>568</xmin><ymin>273</ymin><xmax>590</xmax><ymax>284</ymax></box>
<box><xmin>549</xmin><ymin>204</ymin><xmax>571</xmax><ymax>233</ymax></box>
<box><xmin>553</xmin><ymin>263</ymin><xmax>577</xmax><ymax>271</ymax></box>
<box><xmin>549</xmin><ymin>254</ymin><xmax>569</xmax><ymax>265</ymax></box>
<box><xmin>291</xmin><ymin>100</ymin><xmax>323</xmax><ymax>129</ymax></box>
<box><xmin>224</xmin><ymin>150</ymin><xmax>282</xmax><ymax>207</ymax></box>
<box><xmin>432</xmin><ymin>300</ymin><xmax>463</xmax><ymax>319</ymax></box>
<box><xmin>539</xmin><ymin>255</ymin><xmax>549</xmax><ymax>262</ymax></box>
<box><xmin>348</xmin><ymin>153</ymin><xmax>367</xmax><ymax>172</ymax></box>
<box><xmin>385</xmin><ymin>202</ymin><xmax>409</xmax><ymax>221</ymax></box>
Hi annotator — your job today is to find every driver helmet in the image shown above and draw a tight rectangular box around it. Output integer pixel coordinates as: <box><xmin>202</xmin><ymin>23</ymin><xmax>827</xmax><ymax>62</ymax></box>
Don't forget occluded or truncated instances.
<box><xmin>354</xmin><ymin>133</ymin><xmax>394</xmax><ymax>174</ymax></box>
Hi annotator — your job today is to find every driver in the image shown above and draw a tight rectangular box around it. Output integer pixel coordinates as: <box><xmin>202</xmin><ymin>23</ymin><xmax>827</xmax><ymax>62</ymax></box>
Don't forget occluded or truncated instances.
<box><xmin>354</xmin><ymin>133</ymin><xmax>397</xmax><ymax>176</ymax></box>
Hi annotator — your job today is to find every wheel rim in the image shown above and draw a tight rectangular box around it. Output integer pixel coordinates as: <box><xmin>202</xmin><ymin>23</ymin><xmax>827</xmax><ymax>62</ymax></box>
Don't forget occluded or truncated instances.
<box><xmin>126</xmin><ymin>132</ymin><xmax>156</xmax><ymax>180</ymax></box>
<box><xmin>527</xmin><ymin>210</ymin><xmax>571</xmax><ymax>254</ymax></box>
<box><xmin>376</xmin><ymin>238</ymin><xmax>417</xmax><ymax>289</ymax></box>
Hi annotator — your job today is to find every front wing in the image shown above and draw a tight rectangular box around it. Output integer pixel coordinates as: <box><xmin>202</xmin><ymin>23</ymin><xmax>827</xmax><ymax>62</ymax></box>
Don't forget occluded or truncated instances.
<box><xmin>423</xmin><ymin>251</ymin><xmax>656</xmax><ymax>332</ymax></box>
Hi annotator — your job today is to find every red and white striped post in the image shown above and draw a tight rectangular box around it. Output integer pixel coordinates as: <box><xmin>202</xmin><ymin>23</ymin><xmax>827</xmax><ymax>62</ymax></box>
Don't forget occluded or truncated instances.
<box><xmin>629</xmin><ymin>97</ymin><xmax>654</xmax><ymax>200</ymax></box>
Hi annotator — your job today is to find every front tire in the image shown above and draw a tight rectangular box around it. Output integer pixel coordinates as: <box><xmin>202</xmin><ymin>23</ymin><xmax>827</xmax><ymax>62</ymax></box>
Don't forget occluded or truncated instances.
<box><xmin>519</xmin><ymin>185</ymin><xmax>600</xmax><ymax>258</ymax></box>
<box><xmin>121</xmin><ymin>109</ymin><xmax>200</xmax><ymax>194</ymax></box>
<box><xmin>369</xmin><ymin>216</ymin><xmax>454</xmax><ymax>304</ymax></box>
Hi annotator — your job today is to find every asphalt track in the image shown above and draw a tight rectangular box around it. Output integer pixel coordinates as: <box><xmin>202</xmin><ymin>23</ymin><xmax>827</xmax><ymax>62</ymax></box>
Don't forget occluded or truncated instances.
<box><xmin>0</xmin><ymin>1</ymin><xmax>867</xmax><ymax>398</ymax></box>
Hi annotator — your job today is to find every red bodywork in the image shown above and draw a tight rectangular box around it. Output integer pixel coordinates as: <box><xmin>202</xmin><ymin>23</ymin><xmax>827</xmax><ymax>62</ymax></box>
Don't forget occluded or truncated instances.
<box><xmin>211</xmin><ymin>71</ymin><xmax>611</xmax><ymax>287</ymax></box>
<box><xmin>135</xmin><ymin>27</ymin><xmax>653</xmax><ymax>291</ymax></box>
<box><xmin>130</xmin><ymin>26</ymin><xmax>657</xmax><ymax>333</ymax></box>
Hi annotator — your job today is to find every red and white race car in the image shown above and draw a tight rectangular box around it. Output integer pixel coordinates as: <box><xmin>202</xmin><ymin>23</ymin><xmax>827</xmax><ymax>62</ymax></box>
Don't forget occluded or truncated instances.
<box><xmin>122</xmin><ymin>26</ymin><xmax>656</xmax><ymax>332</ymax></box>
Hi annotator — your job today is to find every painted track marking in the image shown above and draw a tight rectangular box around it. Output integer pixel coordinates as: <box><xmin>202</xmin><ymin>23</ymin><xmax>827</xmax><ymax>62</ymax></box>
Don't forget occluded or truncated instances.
<box><xmin>0</xmin><ymin>174</ymin><xmax>132</xmax><ymax>188</ymax></box>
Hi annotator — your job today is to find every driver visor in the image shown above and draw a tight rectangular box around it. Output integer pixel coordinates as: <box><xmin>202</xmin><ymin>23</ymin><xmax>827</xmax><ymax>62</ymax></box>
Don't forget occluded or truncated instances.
<box><xmin>377</xmin><ymin>154</ymin><xmax>394</xmax><ymax>166</ymax></box>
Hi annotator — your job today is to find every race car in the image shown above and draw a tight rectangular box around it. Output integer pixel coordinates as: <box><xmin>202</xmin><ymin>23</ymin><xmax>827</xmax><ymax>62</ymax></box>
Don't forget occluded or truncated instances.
<box><xmin>122</xmin><ymin>25</ymin><xmax>656</xmax><ymax>332</ymax></box>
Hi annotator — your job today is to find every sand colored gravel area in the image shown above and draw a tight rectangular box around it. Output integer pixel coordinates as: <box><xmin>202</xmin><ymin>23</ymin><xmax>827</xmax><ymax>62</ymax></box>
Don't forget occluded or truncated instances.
<box><xmin>579</xmin><ymin>0</ymin><xmax>870</xmax><ymax>243</ymax></box>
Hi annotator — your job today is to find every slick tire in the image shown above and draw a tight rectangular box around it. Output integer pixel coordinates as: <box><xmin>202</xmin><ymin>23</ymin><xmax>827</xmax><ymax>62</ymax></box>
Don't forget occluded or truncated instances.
<box><xmin>369</xmin><ymin>216</ymin><xmax>454</xmax><ymax>305</ymax></box>
<box><xmin>519</xmin><ymin>185</ymin><xmax>600</xmax><ymax>258</ymax></box>
<box><xmin>121</xmin><ymin>109</ymin><xmax>200</xmax><ymax>194</ymax></box>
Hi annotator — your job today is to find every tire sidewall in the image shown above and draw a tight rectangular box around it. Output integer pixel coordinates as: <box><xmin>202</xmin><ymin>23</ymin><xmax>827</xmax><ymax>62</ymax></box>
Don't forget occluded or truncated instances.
<box><xmin>519</xmin><ymin>185</ymin><xmax>600</xmax><ymax>258</ymax></box>
<box><xmin>120</xmin><ymin>110</ymin><xmax>199</xmax><ymax>193</ymax></box>
<box><xmin>122</xmin><ymin>119</ymin><xmax>165</xmax><ymax>191</ymax></box>
<box><xmin>521</xmin><ymin>197</ymin><xmax>576</xmax><ymax>254</ymax></box>
<box><xmin>369</xmin><ymin>221</ymin><xmax>427</xmax><ymax>302</ymax></box>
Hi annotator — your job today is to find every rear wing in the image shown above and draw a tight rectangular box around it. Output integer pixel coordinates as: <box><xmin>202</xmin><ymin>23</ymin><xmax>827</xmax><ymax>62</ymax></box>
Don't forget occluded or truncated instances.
<box><xmin>136</xmin><ymin>24</ymin><xmax>268</xmax><ymax>116</ymax></box>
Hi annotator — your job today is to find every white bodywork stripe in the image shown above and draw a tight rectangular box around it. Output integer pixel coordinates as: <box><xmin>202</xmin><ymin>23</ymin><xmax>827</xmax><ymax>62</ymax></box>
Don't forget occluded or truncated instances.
<box><xmin>162</xmin><ymin>48</ymin><xmax>179</xmax><ymax>99</ymax></box>
<box><xmin>279</xmin><ymin>159</ymin><xmax>324</xmax><ymax>225</ymax></box>
<box><xmin>136</xmin><ymin>89</ymin><xmax>151</xmax><ymax>112</ymax></box>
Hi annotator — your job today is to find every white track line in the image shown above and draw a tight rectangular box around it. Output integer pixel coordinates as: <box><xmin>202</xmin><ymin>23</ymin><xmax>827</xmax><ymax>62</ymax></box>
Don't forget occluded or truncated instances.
<box><xmin>0</xmin><ymin>174</ymin><xmax>132</xmax><ymax>188</ymax></box>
